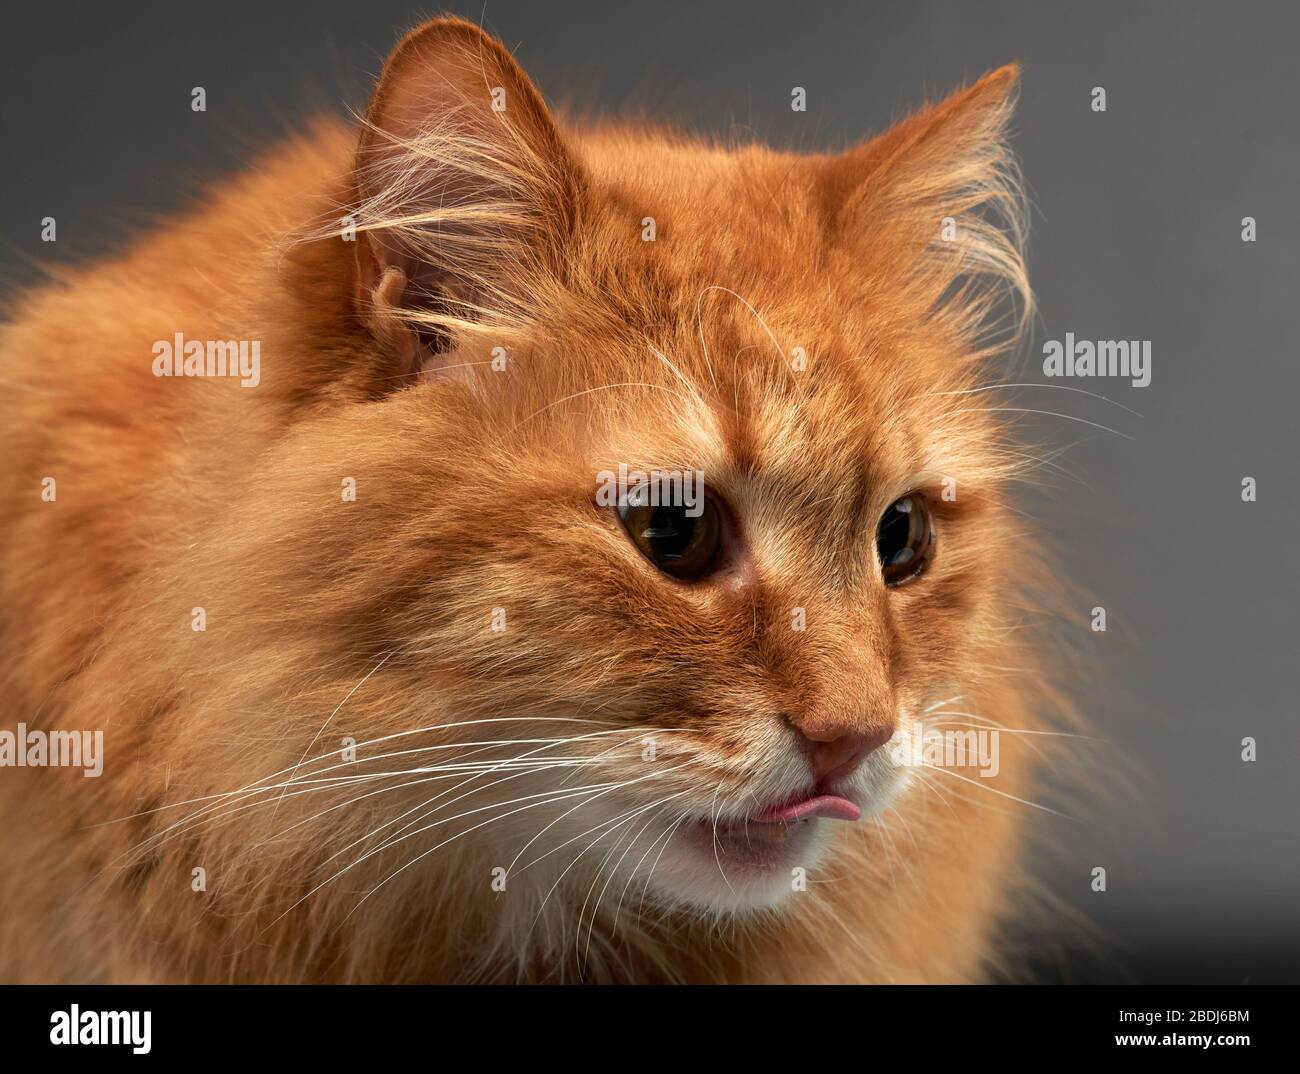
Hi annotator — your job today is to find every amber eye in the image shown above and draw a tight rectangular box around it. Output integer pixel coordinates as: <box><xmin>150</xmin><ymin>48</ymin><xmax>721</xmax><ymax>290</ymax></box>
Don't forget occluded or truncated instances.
<box><xmin>876</xmin><ymin>494</ymin><xmax>933</xmax><ymax>586</ymax></box>
<box><xmin>617</xmin><ymin>485</ymin><xmax>722</xmax><ymax>579</ymax></box>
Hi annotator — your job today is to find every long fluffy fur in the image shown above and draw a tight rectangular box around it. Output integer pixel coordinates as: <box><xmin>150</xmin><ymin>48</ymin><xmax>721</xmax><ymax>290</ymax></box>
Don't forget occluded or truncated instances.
<box><xmin>0</xmin><ymin>17</ymin><xmax>1073</xmax><ymax>983</ymax></box>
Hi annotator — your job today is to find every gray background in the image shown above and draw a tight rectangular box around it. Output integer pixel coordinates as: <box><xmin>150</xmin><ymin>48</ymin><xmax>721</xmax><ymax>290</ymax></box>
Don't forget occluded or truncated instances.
<box><xmin>3</xmin><ymin>1</ymin><xmax>1296</xmax><ymax>982</ymax></box>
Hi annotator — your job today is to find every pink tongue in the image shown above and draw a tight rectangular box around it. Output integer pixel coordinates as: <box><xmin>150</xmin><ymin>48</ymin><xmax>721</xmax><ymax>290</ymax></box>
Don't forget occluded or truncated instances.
<box><xmin>751</xmin><ymin>794</ymin><xmax>862</xmax><ymax>824</ymax></box>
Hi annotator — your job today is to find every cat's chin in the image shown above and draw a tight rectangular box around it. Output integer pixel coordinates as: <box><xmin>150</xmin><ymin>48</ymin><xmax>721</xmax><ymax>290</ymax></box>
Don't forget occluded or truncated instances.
<box><xmin>639</xmin><ymin>814</ymin><xmax>837</xmax><ymax>914</ymax></box>
<box><xmin>634</xmin><ymin>767</ymin><xmax>915</xmax><ymax>914</ymax></box>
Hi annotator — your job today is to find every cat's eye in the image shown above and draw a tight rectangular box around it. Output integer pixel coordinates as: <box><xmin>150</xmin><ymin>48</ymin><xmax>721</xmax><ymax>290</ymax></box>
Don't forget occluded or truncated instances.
<box><xmin>617</xmin><ymin>486</ymin><xmax>722</xmax><ymax>579</ymax></box>
<box><xmin>876</xmin><ymin>494</ymin><xmax>933</xmax><ymax>586</ymax></box>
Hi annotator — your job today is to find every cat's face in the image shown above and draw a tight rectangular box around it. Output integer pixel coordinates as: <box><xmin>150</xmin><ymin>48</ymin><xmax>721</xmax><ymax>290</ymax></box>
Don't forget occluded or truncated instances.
<box><xmin>399</xmin><ymin>293</ymin><xmax>1012</xmax><ymax>912</ymax></box>
<box><xmin>330</xmin><ymin>18</ymin><xmax>1026</xmax><ymax>915</ymax></box>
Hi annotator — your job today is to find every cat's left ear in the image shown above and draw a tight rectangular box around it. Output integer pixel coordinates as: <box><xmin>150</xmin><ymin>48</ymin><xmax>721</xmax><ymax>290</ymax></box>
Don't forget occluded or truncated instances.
<box><xmin>822</xmin><ymin>65</ymin><xmax>1028</xmax><ymax>328</ymax></box>
<box><xmin>351</xmin><ymin>16</ymin><xmax>583</xmax><ymax>368</ymax></box>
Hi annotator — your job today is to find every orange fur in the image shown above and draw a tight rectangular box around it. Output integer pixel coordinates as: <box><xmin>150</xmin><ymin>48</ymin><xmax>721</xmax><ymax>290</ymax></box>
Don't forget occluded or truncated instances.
<box><xmin>0</xmin><ymin>16</ymin><xmax>1059</xmax><ymax>983</ymax></box>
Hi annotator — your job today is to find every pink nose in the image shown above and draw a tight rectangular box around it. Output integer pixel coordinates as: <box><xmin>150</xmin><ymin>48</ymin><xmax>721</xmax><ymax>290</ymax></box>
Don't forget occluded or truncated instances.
<box><xmin>788</xmin><ymin>719</ymin><xmax>894</xmax><ymax>783</ymax></box>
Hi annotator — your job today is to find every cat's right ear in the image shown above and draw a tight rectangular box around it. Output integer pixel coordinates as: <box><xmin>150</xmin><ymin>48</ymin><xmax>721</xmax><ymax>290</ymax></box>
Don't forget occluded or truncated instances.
<box><xmin>351</xmin><ymin>16</ymin><xmax>582</xmax><ymax>368</ymax></box>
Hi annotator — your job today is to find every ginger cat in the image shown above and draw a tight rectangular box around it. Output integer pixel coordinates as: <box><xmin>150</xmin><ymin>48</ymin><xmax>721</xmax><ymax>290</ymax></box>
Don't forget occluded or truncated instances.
<box><xmin>0</xmin><ymin>16</ymin><xmax>1056</xmax><ymax>983</ymax></box>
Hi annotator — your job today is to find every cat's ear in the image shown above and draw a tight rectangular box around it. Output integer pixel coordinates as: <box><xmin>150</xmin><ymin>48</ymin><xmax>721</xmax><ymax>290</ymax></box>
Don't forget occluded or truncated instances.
<box><xmin>823</xmin><ymin>65</ymin><xmax>1029</xmax><ymax>340</ymax></box>
<box><xmin>351</xmin><ymin>16</ymin><xmax>582</xmax><ymax>365</ymax></box>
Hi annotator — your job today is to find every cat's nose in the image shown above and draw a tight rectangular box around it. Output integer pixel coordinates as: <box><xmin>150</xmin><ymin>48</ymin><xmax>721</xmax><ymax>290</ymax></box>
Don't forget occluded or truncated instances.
<box><xmin>787</xmin><ymin>717</ymin><xmax>895</xmax><ymax>783</ymax></box>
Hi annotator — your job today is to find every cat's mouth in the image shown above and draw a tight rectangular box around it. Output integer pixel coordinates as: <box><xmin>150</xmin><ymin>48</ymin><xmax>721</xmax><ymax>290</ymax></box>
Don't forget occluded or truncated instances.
<box><xmin>634</xmin><ymin>773</ymin><xmax>900</xmax><ymax>912</ymax></box>
<box><xmin>677</xmin><ymin>790</ymin><xmax>862</xmax><ymax>874</ymax></box>
<box><xmin>748</xmin><ymin>793</ymin><xmax>862</xmax><ymax>824</ymax></box>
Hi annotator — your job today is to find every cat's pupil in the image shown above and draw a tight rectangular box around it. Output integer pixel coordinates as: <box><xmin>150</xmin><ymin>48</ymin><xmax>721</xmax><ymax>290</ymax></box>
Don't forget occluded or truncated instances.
<box><xmin>878</xmin><ymin>506</ymin><xmax>911</xmax><ymax>563</ymax></box>
<box><xmin>638</xmin><ymin>507</ymin><xmax>695</xmax><ymax>559</ymax></box>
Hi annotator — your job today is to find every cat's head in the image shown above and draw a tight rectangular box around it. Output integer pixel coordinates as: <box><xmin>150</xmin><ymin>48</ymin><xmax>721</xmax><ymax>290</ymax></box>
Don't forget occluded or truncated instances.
<box><xmin>257</xmin><ymin>17</ymin><xmax>1032</xmax><ymax>924</ymax></box>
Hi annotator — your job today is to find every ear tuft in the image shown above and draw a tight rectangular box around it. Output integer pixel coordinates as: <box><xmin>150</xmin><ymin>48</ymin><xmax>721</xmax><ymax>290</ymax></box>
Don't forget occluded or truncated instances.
<box><xmin>826</xmin><ymin>64</ymin><xmax>1030</xmax><ymax>354</ymax></box>
<box><xmin>351</xmin><ymin>17</ymin><xmax>582</xmax><ymax>363</ymax></box>
<box><xmin>828</xmin><ymin>64</ymin><xmax>1020</xmax><ymax>198</ymax></box>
